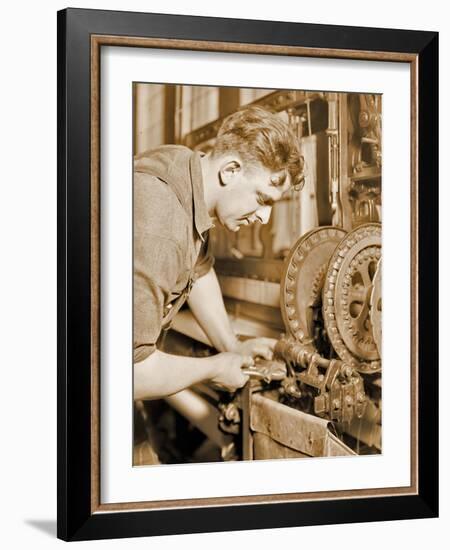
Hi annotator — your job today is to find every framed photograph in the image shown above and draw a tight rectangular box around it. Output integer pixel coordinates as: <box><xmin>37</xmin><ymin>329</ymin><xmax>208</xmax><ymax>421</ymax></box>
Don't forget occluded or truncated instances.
<box><xmin>57</xmin><ymin>8</ymin><xmax>438</xmax><ymax>541</ymax></box>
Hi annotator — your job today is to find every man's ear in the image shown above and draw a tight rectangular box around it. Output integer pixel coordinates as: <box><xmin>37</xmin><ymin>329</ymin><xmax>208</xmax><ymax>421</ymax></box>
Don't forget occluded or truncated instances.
<box><xmin>219</xmin><ymin>159</ymin><xmax>241</xmax><ymax>186</ymax></box>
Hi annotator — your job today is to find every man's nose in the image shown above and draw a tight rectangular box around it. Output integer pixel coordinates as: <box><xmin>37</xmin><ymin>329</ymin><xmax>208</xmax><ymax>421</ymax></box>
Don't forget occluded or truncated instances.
<box><xmin>255</xmin><ymin>206</ymin><xmax>272</xmax><ymax>225</ymax></box>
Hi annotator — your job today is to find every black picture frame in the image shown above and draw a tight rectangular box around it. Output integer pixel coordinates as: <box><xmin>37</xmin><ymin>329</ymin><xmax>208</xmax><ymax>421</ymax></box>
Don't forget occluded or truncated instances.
<box><xmin>57</xmin><ymin>7</ymin><xmax>438</xmax><ymax>541</ymax></box>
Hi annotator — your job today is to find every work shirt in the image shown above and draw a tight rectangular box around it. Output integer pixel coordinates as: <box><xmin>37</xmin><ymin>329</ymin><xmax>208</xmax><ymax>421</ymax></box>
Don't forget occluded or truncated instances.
<box><xmin>133</xmin><ymin>145</ymin><xmax>214</xmax><ymax>363</ymax></box>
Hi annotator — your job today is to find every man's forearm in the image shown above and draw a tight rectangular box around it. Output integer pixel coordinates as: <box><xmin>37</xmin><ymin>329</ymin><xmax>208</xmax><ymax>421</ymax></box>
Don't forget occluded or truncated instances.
<box><xmin>134</xmin><ymin>350</ymin><xmax>217</xmax><ymax>401</ymax></box>
<box><xmin>187</xmin><ymin>268</ymin><xmax>238</xmax><ymax>352</ymax></box>
<box><xmin>134</xmin><ymin>349</ymin><xmax>250</xmax><ymax>400</ymax></box>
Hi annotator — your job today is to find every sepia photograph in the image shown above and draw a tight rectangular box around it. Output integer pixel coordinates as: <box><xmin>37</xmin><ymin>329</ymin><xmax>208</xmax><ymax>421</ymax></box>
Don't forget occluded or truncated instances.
<box><xmin>132</xmin><ymin>83</ymin><xmax>382</xmax><ymax>466</ymax></box>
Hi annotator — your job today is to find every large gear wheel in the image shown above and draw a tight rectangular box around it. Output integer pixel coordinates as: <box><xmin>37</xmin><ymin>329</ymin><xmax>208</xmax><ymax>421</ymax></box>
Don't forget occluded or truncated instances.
<box><xmin>322</xmin><ymin>223</ymin><xmax>382</xmax><ymax>373</ymax></box>
<box><xmin>280</xmin><ymin>227</ymin><xmax>347</xmax><ymax>351</ymax></box>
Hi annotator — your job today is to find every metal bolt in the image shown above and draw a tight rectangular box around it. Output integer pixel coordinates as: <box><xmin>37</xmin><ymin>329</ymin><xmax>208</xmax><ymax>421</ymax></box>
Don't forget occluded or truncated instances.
<box><xmin>344</xmin><ymin>366</ymin><xmax>353</xmax><ymax>378</ymax></box>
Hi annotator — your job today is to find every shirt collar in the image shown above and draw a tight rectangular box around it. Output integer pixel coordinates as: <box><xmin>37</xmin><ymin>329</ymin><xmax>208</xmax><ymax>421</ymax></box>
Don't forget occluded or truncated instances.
<box><xmin>190</xmin><ymin>151</ymin><xmax>213</xmax><ymax>241</ymax></box>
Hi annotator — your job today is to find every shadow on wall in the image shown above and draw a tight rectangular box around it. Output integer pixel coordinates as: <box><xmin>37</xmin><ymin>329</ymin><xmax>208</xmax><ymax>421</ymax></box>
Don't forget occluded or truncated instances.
<box><xmin>24</xmin><ymin>519</ymin><xmax>56</xmax><ymax>538</ymax></box>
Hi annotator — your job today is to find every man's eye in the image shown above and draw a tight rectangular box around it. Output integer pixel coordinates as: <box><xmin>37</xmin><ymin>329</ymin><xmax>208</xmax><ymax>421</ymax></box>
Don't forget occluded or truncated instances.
<box><xmin>257</xmin><ymin>193</ymin><xmax>274</xmax><ymax>206</ymax></box>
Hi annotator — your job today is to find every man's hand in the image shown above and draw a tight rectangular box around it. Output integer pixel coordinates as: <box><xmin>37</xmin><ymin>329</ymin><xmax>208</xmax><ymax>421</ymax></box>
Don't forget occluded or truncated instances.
<box><xmin>209</xmin><ymin>352</ymin><xmax>253</xmax><ymax>392</ymax></box>
<box><xmin>235</xmin><ymin>337</ymin><xmax>277</xmax><ymax>361</ymax></box>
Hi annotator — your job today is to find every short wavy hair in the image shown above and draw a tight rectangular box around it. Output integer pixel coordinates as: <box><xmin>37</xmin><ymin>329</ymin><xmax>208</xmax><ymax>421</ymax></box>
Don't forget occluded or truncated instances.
<box><xmin>212</xmin><ymin>105</ymin><xmax>305</xmax><ymax>190</ymax></box>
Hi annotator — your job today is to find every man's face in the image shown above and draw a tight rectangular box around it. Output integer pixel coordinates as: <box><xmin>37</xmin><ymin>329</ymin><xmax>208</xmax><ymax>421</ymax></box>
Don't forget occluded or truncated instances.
<box><xmin>215</xmin><ymin>159</ymin><xmax>290</xmax><ymax>232</ymax></box>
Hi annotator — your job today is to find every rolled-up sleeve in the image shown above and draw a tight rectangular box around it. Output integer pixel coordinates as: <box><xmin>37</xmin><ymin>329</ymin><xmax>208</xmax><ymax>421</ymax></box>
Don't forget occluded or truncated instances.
<box><xmin>193</xmin><ymin>232</ymin><xmax>215</xmax><ymax>280</ymax></box>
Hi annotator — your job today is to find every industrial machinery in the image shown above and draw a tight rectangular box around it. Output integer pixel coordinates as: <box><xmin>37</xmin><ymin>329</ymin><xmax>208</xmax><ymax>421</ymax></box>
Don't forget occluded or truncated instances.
<box><xmin>209</xmin><ymin>222</ymin><xmax>382</xmax><ymax>460</ymax></box>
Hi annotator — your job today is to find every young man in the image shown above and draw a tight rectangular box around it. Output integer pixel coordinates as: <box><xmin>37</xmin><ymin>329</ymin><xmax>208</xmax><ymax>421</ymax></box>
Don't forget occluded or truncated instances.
<box><xmin>134</xmin><ymin>106</ymin><xmax>304</xmax><ymax>401</ymax></box>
